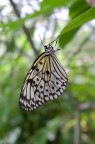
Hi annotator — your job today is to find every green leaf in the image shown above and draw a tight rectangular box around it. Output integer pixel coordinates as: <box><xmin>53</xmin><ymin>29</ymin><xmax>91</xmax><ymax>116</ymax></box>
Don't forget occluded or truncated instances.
<box><xmin>40</xmin><ymin>0</ymin><xmax>69</xmax><ymax>10</ymax></box>
<box><xmin>59</xmin><ymin>27</ymin><xmax>80</xmax><ymax>47</ymax></box>
<box><xmin>59</xmin><ymin>0</ymin><xmax>90</xmax><ymax>47</ymax></box>
<box><xmin>69</xmin><ymin>0</ymin><xmax>90</xmax><ymax>18</ymax></box>
<box><xmin>59</xmin><ymin>7</ymin><xmax>95</xmax><ymax>47</ymax></box>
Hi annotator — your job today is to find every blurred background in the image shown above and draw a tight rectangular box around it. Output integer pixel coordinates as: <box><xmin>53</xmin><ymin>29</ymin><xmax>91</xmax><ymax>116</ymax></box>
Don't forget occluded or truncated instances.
<box><xmin>0</xmin><ymin>0</ymin><xmax>95</xmax><ymax>144</ymax></box>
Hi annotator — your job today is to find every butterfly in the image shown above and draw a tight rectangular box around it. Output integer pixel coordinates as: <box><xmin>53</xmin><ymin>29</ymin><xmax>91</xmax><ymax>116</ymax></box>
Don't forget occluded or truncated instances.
<box><xmin>19</xmin><ymin>36</ymin><xmax>68</xmax><ymax>111</ymax></box>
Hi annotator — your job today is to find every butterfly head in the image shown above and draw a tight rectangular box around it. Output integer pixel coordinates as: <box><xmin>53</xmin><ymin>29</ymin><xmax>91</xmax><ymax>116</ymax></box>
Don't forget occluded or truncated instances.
<box><xmin>44</xmin><ymin>44</ymin><xmax>53</xmax><ymax>55</ymax></box>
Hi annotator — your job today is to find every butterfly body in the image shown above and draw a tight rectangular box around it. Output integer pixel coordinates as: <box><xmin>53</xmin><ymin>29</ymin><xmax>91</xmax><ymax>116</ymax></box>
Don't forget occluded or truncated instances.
<box><xmin>19</xmin><ymin>41</ymin><xmax>68</xmax><ymax>111</ymax></box>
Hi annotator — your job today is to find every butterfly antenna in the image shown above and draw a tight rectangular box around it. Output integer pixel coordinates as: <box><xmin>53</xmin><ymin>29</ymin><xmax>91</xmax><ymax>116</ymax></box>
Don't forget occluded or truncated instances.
<box><xmin>39</xmin><ymin>34</ymin><xmax>44</xmax><ymax>47</ymax></box>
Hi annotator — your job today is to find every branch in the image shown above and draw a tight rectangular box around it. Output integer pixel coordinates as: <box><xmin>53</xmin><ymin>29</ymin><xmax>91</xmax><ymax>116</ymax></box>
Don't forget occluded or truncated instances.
<box><xmin>9</xmin><ymin>0</ymin><xmax>38</xmax><ymax>56</ymax></box>
<box><xmin>73</xmin><ymin>110</ymin><xmax>80</xmax><ymax>144</ymax></box>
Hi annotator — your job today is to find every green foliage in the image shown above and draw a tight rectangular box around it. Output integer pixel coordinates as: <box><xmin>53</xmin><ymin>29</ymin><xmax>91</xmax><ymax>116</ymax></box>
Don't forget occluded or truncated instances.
<box><xmin>59</xmin><ymin>7</ymin><xmax>95</xmax><ymax>47</ymax></box>
<box><xmin>69</xmin><ymin>0</ymin><xmax>90</xmax><ymax>18</ymax></box>
<box><xmin>0</xmin><ymin>0</ymin><xmax>95</xmax><ymax>144</ymax></box>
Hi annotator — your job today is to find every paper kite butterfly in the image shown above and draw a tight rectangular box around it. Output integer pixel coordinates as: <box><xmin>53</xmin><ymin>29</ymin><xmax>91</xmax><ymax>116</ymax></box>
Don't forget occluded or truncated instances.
<box><xmin>19</xmin><ymin>36</ymin><xmax>68</xmax><ymax>111</ymax></box>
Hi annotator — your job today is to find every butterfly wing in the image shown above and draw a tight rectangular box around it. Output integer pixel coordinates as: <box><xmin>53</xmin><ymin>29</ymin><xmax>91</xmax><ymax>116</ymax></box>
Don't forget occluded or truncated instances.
<box><xmin>50</xmin><ymin>53</ymin><xmax>68</xmax><ymax>97</ymax></box>
<box><xmin>19</xmin><ymin>52</ymin><xmax>68</xmax><ymax>111</ymax></box>
<box><xmin>19</xmin><ymin>52</ymin><xmax>47</xmax><ymax>111</ymax></box>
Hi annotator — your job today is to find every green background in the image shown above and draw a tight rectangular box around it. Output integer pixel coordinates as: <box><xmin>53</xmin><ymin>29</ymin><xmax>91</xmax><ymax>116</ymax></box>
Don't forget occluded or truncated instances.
<box><xmin>0</xmin><ymin>0</ymin><xmax>95</xmax><ymax>144</ymax></box>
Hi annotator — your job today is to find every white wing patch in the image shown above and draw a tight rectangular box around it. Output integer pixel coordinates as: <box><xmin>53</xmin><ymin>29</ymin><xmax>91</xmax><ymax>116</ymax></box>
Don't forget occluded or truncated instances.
<box><xmin>19</xmin><ymin>52</ymin><xmax>68</xmax><ymax>111</ymax></box>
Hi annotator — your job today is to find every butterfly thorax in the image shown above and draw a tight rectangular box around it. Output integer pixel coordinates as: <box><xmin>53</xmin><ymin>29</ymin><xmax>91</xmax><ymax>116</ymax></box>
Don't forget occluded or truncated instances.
<box><xmin>44</xmin><ymin>44</ymin><xmax>54</xmax><ymax>55</ymax></box>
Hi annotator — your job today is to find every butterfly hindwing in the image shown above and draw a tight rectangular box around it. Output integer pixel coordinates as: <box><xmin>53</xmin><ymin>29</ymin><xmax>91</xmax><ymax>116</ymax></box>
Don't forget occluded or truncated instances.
<box><xmin>50</xmin><ymin>54</ymin><xmax>68</xmax><ymax>94</ymax></box>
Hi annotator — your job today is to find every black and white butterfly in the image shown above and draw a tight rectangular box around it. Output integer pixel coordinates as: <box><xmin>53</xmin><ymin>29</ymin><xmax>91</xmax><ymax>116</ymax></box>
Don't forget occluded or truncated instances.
<box><xmin>19</xmin><ymin>36</ymin><xmax>68</xmax><ymax>111</ymax></box>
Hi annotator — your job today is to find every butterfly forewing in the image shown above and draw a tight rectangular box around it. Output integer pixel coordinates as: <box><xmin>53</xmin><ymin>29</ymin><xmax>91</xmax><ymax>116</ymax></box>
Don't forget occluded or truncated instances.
<box><xmin>19</xmin><ymin>45</ymin><xmax>68</xmax><ymax>111</ymax></box>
